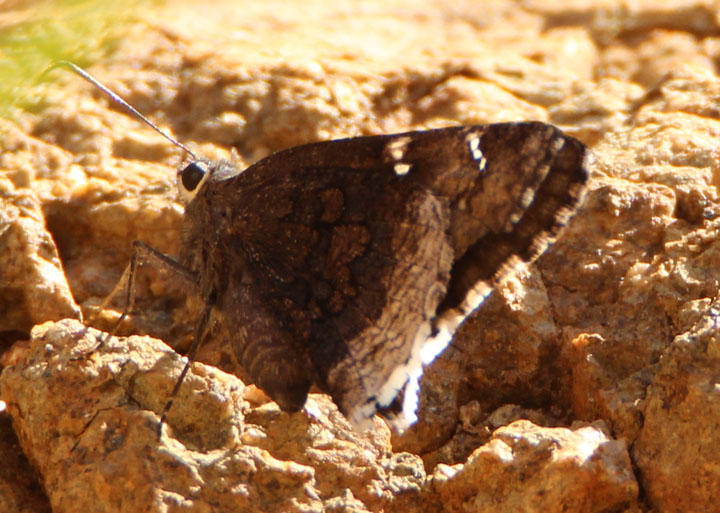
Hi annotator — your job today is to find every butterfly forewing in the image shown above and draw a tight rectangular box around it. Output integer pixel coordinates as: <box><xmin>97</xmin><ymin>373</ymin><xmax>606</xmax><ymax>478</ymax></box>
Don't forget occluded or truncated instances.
<box><xmin>179</xmin><ymin>122</ymin><xmax>588</xmax><ymax>429</ymax></box>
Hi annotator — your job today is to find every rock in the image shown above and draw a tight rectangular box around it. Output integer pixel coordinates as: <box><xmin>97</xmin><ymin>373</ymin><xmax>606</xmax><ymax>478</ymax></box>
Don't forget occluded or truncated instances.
<box><xmin>0</xmin><ymin>409</ymin><xmax>51</xmax><ymax>513</ymax></box>
<box><xmin>633</xmin><ymin>298</ymin><xmax>720</xmax><ymax>512</ymax></box>
<box><xmin>0</xmin><ymin>319</ymin><xmax>426</xmax><ymax>513</ymax></box>
<box><xmin>0</xmin><ymin>175</ymin><xmax>81</xmax><ymax>334</ymax></box>
<box><xmin>431</xmin><ymin>420</ymin><xmax>638</xmax><ymax>513</ymax></box>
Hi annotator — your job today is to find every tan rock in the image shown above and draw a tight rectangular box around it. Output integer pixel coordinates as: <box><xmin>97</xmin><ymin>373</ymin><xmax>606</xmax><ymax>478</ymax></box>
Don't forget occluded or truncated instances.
<box><xmin>0</xmin><ymin>319</ymin><xmax>426</xmax><ymax>513</ymax></box>
<box><xmin>419</xmin><ymin>403</ymin><xmax>559</xmax><ymax>471</ymax></box>
<box><xmin>0</xmin><ymin>175</ymin><xmax>81</xmax><ymax>334</ymax></box>
<box><xmin>0</xmin><ymin>409</ymin><xmax>51</xmax><ymax>513</ymax></box>
<box><xmin>431</xmin><ymin>420</ymin><xmax>638</xmax><ymax>513</ymax></box>
<box><xmin>633</xmin><ymin>298</ymin><xmax>720</xmax><ymax>512</ymax></box>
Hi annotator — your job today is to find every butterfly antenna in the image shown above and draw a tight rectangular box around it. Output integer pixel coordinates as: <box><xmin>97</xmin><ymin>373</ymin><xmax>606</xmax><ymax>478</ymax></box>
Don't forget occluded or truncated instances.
<box><xmin>41</xmin><ymin>60</ymin><xmax>198</xmax><ymax>161</ymax></box>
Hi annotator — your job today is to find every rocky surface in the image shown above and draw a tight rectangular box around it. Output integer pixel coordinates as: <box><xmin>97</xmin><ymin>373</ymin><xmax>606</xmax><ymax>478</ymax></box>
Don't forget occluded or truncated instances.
<box><xmin>431</xmin><ymin>420</ymin><xmax>637</xmax><ymax>513</ymax></box>
<box><xmin>2</xmin><ymin>320</ymin><xmax>424</xmax><ymax>513</ymax></box>
<box><xmin>2</xmin><ymin>0</ymin><xmax>720</xmax><ymax>512</ymax></box>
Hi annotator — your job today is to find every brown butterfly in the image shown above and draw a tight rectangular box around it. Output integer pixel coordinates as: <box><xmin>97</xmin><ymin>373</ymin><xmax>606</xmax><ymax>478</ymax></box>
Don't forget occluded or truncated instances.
<box><xmin>49</xmin><ymin>62</ymin><xmax>588</xmax><ymax>432</ymax></box>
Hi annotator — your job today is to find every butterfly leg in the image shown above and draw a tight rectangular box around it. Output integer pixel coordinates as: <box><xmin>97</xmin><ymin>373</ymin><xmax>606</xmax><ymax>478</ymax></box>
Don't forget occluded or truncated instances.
<box><xmin>86</xmin><ymin>240</ymin><xmax>203</xmax><ymax>438</ymax></box>
<box><xmin>157</xmin><ymin>300</ymin><xmax>212</xmax><ymax>439</ymax></box>
<box><xmin>89</xmin><ymin>240</ymin><xmax>197</xmax><ymax>346</ymax></box>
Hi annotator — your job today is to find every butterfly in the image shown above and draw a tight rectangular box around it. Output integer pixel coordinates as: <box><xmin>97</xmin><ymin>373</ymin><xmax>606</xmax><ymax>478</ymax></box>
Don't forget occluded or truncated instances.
<box><xmin>50</xmin><ymin>62</ymin><xmax>589</xmax><ymax>432</ymax></box>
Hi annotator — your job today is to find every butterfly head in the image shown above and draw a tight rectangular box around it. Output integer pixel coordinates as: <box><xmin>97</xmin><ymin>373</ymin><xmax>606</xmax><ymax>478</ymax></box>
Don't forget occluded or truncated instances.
<box><xmin>42</xmin><ymin>61</ymin><xmax>212</xmax><ymax>204</ymax></box>
<box><xmin>177</xmin><ymin>160</ymin><xmax>212</xmax><ymax>203</ymax></box>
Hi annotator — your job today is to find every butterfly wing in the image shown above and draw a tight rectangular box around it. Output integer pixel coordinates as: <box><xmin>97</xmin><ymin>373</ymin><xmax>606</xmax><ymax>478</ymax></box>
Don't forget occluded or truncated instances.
<box><xmin>186</xmin><ymin>122</ymin><xmax>588</xmax><ymax>429</ymax></box>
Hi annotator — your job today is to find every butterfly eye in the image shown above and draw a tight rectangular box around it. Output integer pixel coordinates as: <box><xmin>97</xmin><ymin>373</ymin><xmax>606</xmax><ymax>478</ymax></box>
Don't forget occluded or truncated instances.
<box><xmin>180</xmin><ymin>161</ymin><xmax>209</xmax><ymax>192</ymax></box>
<box><xmin>177</xmin><ymin>161</ymin><xmax>212</xmax><ymax>203</ymax></box>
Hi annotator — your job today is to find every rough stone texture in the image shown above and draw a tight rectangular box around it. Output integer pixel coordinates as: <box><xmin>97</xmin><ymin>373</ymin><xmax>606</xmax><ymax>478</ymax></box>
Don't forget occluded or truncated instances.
<box><xmin>1</xmin><ymin>319</ymin><xmax>425</xmax><ymax>513</ymax></box>
<box><xmin>2</xmin><ymin>0</ymin><xmax>720</xmax><ymax>512</ymax></box>
<box><xmin>0</xmin><ymin>173</ymin><xmax>81</xmax><ymax>334</ymax></box>
<box><xmin>431</xmin><ymin>420</ymin><xmax>638</xmax><ymax>513</ymax></box>
<box><xmin>633</xmin><ymin>298</ymin><xmax>720</xmax><ymax>512</ymax></box>
<box><xmin>0</xmin><ymin>410</ymin><xmax>52</xmax><ymax>513</ymax></box>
